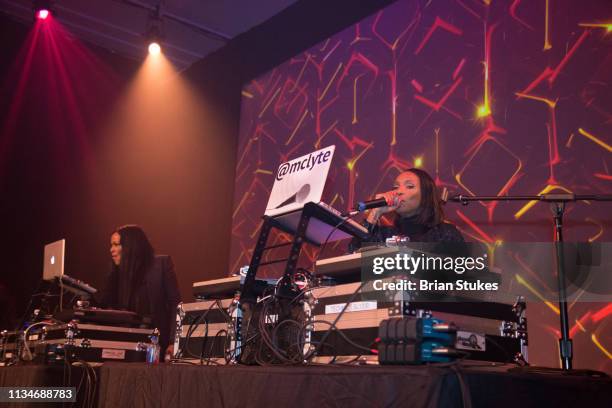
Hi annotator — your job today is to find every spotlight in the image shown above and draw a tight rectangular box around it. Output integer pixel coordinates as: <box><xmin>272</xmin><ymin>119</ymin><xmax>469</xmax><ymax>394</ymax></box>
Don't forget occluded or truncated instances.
<box><xmin>145</xmin><ymin>5</ymin><xmax>164</xmax><ymax>56</ymax></box>
<box><xmin>148</xmin><ymin>42</ymin><xmax>161</xmax><ymax>55</ymax></box>
<box><xmin>37</xmin><ymin>9</ymin><xmax>49</xmax><ymax>20</ymax></box>
<box><xmin>33</xmin><ymin>0</ymin><xmax>53</xmax><ymax>21</ymax></box>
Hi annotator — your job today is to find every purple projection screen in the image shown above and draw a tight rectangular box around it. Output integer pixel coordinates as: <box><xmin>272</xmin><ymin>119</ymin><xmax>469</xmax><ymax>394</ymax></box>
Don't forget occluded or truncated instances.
<box><xmin>231</xmin><ymin>0</ymin><xmax>612</xmax><ymax>372</ymax></box>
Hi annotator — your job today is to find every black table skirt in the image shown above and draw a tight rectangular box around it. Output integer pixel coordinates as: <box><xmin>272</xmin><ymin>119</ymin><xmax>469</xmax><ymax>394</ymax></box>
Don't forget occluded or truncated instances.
<box><xmin>1</xmin><ymin>362</ymin><xmax>611</xmax><ymax>408</ymax></box>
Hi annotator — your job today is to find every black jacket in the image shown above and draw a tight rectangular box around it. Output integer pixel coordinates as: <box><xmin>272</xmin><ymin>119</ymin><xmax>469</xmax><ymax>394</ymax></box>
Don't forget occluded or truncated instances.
<box><xmin>350</xmin><ymin>215</ymin><xmax>464</xmax><ymax>252</ymax></box>
<box><xmin>98</xmin><ymin>255</ymin><xmax>181</xmax><ymax>350</ymax></box>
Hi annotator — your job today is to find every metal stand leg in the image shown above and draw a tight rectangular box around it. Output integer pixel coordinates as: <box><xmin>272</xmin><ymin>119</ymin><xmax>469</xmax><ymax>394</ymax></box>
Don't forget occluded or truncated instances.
<box><xmin>552</xmin><ymin>203</ymin><xmax>572</xmax><ymax>370</ymax></box>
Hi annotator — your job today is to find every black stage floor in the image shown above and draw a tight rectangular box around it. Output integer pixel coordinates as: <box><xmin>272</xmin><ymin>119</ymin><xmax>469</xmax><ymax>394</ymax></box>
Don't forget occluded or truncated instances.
<box><xmin>1</xmin><ymin>362</ymin><xmax>611</xmax><ymax>407</ymax></box>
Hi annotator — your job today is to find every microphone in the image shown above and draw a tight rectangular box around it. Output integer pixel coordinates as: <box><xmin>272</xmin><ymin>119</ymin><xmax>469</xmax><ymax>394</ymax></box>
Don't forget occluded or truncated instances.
<box><xmin>341</xmin><ymin>193</ymin><xmax>396</xmax><ymax>217</ymax></box>
<box><xmin>355</xmin><ymin>197</ymin><xmax>391</xmax><ymax>212</ymax></box>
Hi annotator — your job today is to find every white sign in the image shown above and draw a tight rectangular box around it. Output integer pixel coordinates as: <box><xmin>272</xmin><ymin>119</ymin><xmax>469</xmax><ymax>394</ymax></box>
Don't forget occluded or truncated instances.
<box><xmin>324</xmin><ymin>301</ymin><xmax>378</xmax><ymax>315</ymax></box>
<box><xmin>265</xmin><ymin>145</ymin><xmax>335</xmax><ymax>217</ymax></box>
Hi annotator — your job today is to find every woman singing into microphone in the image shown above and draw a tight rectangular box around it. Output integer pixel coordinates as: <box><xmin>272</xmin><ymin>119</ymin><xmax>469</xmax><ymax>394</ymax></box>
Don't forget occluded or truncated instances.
<box><xmin>351</xmin><ymin>168</ymin><xmax>464</xmax><ymax>250</ymax></box>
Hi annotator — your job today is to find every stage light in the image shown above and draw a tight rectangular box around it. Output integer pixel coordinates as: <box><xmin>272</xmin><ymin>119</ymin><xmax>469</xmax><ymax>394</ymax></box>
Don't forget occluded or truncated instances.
<box><xmin>33</xmin><ymin>0</ymin><xmax>53</xmax><ymax>21</ymax></box>
<box><xmin>145</xmin><ymin>5</ymin><xmax>164</xmax><ymax>57</ymax></box>
<box><xmin>148</xmin><ymin>42</ymin><xmax>161</xmax><ymax>55</ymax></box>
<box><xmin>37</xmin><ymin>9</ymin><xmax>49</xmax><ymax>19</ymax></box>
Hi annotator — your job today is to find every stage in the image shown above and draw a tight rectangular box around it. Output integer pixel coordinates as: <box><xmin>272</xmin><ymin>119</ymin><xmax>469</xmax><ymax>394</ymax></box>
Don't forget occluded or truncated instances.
<box><xmin>1</xmin><ymin>362</ymin><xmax>611</xmax><ymax>407</ymax></box>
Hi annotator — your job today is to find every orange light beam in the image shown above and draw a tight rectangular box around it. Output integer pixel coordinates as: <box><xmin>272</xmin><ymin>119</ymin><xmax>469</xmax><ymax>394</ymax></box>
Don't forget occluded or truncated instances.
<box><xmin>285</xmin><ymin>109</ymin><xmax>308</xmax><ymax>145</ymax></box>
<box><xmin>232</xmin><ymin>192</ymin><xmax>250</xmax><ymax>219</ymax></box>
<box><xmin>352</xmin><ymin>73</ymin><xmax>366</xmax><ymax>124</ymax></box>
<box><xmin>585</xmin><ymin>217</ymin><xmax>603</xmax><ymax>242</ymax></box>
<box><xmin>578</xmin><ymin>128</ymin><xmax>612</xmax><ymax>152</ymax></box>
<box><xmin>591</xmin><ymin>334</ymin><xmax>612</xmax><ymax>359</ymax></box>
<box><xmin>455</xmin><ymin>210</ymin><xmax>495</xmax><ymax>243</ymax></box>
<box><xmin>515</xmin><ymin>92</ymin><xmax>556</xmax><ymax>108</ymax></box>
<box><xmin>578</xmin><ymin>23</ymin><xmax>612</xmax><ymax>32</ymax></box>
<box><xmin>514</xmin><ymin>184</ymin><xmax>574</xmax><ymax>219</ymax></box>
<box><xmin>323</xmin><ymin>40</ymin><xmax>342</xmax><ymax>62</ymax></box>
<box><xmin>318</xmin><ymin>63</ymin><xmax>342</xmax><ymax>102</ymax></box>
<box><xmin>569</xmin><ymin>314</ymin><xmax>589</xmax><ymax>338</ymax></box>
<box><xmin>544</xmin><ymin>0</ymin><xmax>552</xmax><ymax>50</ymax></box>
<box><xmin>291</xmin><ymin>54</ymin><xmax>311</xmax><ymax>92</ymax></box>
<box><xmin>258</xmin><ymin>87</ymin><xmax>281</xmax><ymax>118</ymax></box>
<box><xmin>477</xmin><ymin>24</ymin><xmax>496</xmax><ymax>117</ymax></box>
<box><xmin>314</xmin><ymin>120</ymin><xmax>338</xmax><ymax>149</ymax></box>
<box><xmin>347</xmin><ymin>141</ymin><xmax>374</xmax><ymax>171</ymax></box>
<box><xmin>515</xmin><ymin>274</ymin><xmax>560</xmax><ymax>314</ymax></box>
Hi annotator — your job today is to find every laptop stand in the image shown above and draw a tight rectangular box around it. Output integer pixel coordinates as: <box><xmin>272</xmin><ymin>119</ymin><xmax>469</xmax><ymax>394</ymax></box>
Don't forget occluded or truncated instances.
<box><xmin>240</xmin><ymin>202</ymin><xmax>369</xmax><ymax>302</ymax></box>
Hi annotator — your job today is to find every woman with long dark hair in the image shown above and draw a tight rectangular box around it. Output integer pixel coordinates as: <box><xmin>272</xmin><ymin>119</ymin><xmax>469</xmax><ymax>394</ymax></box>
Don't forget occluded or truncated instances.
<box><xmin>100</xmin><ymin>225</ymin><xmax>181</xmax><ymax>360</ymax></box>
<box><xmin>352</xmin><ymin>168</ymin><xmax>464</xmax><ymax>248</ymax></box>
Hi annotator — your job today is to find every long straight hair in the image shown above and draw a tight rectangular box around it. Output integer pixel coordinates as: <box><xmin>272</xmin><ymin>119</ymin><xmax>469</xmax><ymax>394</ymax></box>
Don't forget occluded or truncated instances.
<box><xmin>112</xmin><ymin>225</ymin><xmax>155</xmax><ymax>308</ymax></box>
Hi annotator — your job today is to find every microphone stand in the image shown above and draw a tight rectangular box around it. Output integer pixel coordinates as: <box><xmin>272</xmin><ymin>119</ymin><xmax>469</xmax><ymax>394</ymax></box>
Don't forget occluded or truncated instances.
<box><xmin>449</xmin><ymin>193</ymin><xmax>612</xmax><ymax>371</ymax></box>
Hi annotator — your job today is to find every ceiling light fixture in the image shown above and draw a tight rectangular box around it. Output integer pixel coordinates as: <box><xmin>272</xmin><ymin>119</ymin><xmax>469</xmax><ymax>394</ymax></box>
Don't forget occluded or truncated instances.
<box><xmin>146</xmin><ymin>4</ymin><xmax>164</xmax><ymax>56</ymax></box>
<box><xmin>33</xmin><ymin>0</ymin><xmax>53</xmax><ymax>21</ymax></box>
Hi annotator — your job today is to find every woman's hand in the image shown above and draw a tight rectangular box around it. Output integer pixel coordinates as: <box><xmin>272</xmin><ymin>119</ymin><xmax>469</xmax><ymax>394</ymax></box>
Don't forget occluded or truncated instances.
<box><xmin>366</xmin><ymin>190</ymin><xmax>399</xmax><ymax>224</ymax></box>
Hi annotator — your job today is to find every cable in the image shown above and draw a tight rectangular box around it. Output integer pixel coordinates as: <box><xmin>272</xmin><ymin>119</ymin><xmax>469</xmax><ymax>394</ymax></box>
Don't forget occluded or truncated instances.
<box><xmin>305</xmin><ymin>320</ymin><xmax>373</xmax><ymax>354</ymax></box>
<box><xmin>304</xmin><ymin>280</ymin><xmax>368</xmax><ymax>361</ymax></box>
<box><xmin>180</xmin><ymin>300</ymin><xmax>218</xmax><ymax>359</ymax></box>
<box><xmin>197</xmin><ymin>317</ymin><xmax>209</xmax><ymax>364</ymax></box>
<box><xmin>257</xmin><ymin>296</ymin><xmax>292</xmax><ymax>364</ymax></box>
<box><xmin>205</xmin><ymin>329</ymin><xmax>228</xmax><ymax>365</ymax></box>
<box><xmin>223</xmin><ymin>332</ymin><xmax>260</xmax><ymax>364</ymax></box>
<box><xmin>176</xmin><ymin>300</ymin><xmax>236</xmax><ymax>363</ymax></box>
<box><xmin>21</xmin><ymin>320</ymin><xmax>51</xmax><ymax>361</ymax></box>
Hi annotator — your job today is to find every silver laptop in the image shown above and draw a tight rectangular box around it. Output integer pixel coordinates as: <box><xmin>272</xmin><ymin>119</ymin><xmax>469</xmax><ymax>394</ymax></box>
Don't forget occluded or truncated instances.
<box><xmin>264</xmin><ymin>145</ymin><xmax>367</xmax><ymax>243</ymax></box>
<box><xmin>43</xmin><ymin>239</ymin><xmax>65</xmax><ymax>281</ymax></box>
